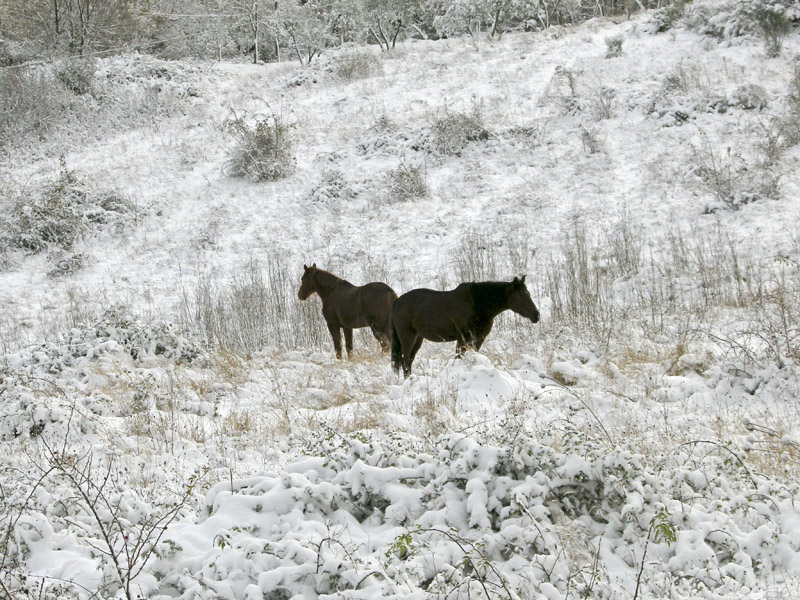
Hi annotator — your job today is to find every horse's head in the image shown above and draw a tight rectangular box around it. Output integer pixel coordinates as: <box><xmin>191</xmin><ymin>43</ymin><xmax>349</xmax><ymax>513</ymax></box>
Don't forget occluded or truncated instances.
<box><xmin>507</xmin><ymin>275</ymin><xmax>540</xmax><ymax>323</ymax></box>
<box><xmin>298</xmin><ymin>263</ymin><xmax>318</xmax><ymax>300</ymax></box>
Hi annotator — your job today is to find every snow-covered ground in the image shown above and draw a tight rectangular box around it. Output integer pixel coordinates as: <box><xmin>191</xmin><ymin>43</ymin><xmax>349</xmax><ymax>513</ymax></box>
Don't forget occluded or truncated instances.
<box><xmin>2</xmin><ymin>4</ymin><xmax>800</xmax><ymax>599</ymax></box>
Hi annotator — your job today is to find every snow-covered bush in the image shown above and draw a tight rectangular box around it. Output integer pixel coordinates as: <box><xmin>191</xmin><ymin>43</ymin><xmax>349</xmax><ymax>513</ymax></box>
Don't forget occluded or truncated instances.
<box><xmin>143</xmin><ymin>428</ymin><xmax>800</xmax><ymax>599</ymax></box>
<box><xmin>95</xmin><ymin>53</ymin><xmax>201</xmax><ymax>96</ymax></box>
<box><xmin>427</xmin><ymin>102</ymin><xmax>489</xmax><ymax>156</ymax></box>
<box><xmin>648</xmin><ymin>2</ymin><xmax>686</xmax><ymax>33</ymax></box>
<box><xmin>386</xmin><ymin>160</ymin><xmax>428</xmax><ymax>202</ymax></box>
<box><xmin>46</xmin><ymin>251</ymin><xmax>92</xmax><ymax>278</ymax></box>
<box><xmin>333</xmin><ymin>47</ymin><xmax>383</xmax><ymax>81</ymax></box>
<box><xmin>0</xmin><ymin>311</ymin><xmax>199</xmax><ymax>444</ymax></box>
<box><xmin>604</xmin><ymin>33</ymin><xmax>623</xmax><ymax>58</ymax></box>
<box><xmin>0</xmin><ymin>159</ymin><xmax>134</xmax><ymax>257</ymax></box>
<box><xmin>742</xmin><ymin>1</ymin><xmax>790</xmax><ymax>57</ymax></box>
<box><xmin>0</xmin><ymin>54</ymin><xmax>199</xmax><ymax>155</ymax></box>
<box><xmin>0</xmin><ymin>38</ymin><xmax>37</xmax><ymax>67</ymax></box>
<box><xmin>356</xmin><ymin>115</ymin><xmax>427</xmax><ymax>158</ymax></box>
<box><xmin>55</xmin><ymin>57</ymin><xmax>97</xmax><ymax>95</ymax></box>
<box><xmin>684</xmin><ymin>0</ymin><xmax>795</xmax><ymax>57</ymax></box>
<box><xmin>0</xmin><ymin>444</ymin><xmax>198</xmax><ymax>600</ymax></box>
<box><xmin>647</xmin><ymin>61</ymin><xmax>742</xmax><ymax>122</ymax></box>
<box><xmin>579</xmin><ymin>124</ymin><xmax>602</xmax><ymax>154</ymax></box>
<box><xmin>731</xmin><ymin>83</ymin><xmax>768</xmax><ymax>111</ymax></box>
<box><xmin>307</xmin><ymin>169</ymin><xmax>357</xmax><ymax>204</ymax></box>
<box><xmin>223</xmin><ymin>111</ymin><xmax>296</xmax><ymax>182</ymax></box>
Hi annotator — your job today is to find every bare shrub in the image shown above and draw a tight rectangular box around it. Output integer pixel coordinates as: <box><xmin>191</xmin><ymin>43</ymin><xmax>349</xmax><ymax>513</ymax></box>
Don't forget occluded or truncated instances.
<box><xmin>547</xmin><ymin>65</ymin><xmax>583</xmax><ymax>115</ymax></box>
<box><xmin>590</xmin><ymin>87</ymin><xmax>616</xmax><ymax>120</ymax></box>
<box><xmin>222</xmin><ymin>110</ymin><xmax>296</xmax><ymax>182</ymax></box>
<box><xmin>181</xmin><ymin>258</ymin><xmax>326</xmax><ymax>353</ymax></box>
<box><xmin>692</xmin><ymin>130</ymin><xmax>780</xmax><ymax>211</ymax></box>
<box><xmin>0</xmin><ymin>67</ymin><xmax>70</xmax><ymax>155</ymax></box>
<box><xmin>428</xmin><ymin>102</ymin><xmax>489</xmax><ymax>155</ymax></box>
<box><xmin>579</xmin><ymin>125</ymin><xmax>602</xmax><ymax>154</ymax></box>
<box><xmin>452</xmin><ymin>228</ymin><xmax>503</xmax><ymax>283</ymax></box>
<box><xmin>543</xmin><ymin>216</ymin><xmax>756</xmax><ymax>346</ymax></box>
<box><xmin>386</xmin><ymin>160</ymin><xmax>428</xmax><ymax>202</ymax></box>
<box><xmin>333</xmin><ymin>48</ymin><xmax>383</xmax><ymax>81</ymax></box>
<box><xmin>782</xmin><ymin>61</ymin><xmax>800</xmax><ymax>147</ymax></box>
<box><xmin>34</xmin><ymin>444</ymin><xmax>198</xmax><ymax>600</ymax></box>
<box><xmin>504</xmin><ymin>223</ymin><xmax>536</xmax><ymax>276</ymax></box>
<box><xmin>743</xmin><ymin>265</ymin><xmax>800</xmax><ymax>367</ymax></box>
<box><xmin>0</xmin><ymin>39</ymin><xmax>37</xmax><ymax>67</ymax></box>
<box><xmin>546</xmin><ymin>219</ymin><xmax>611</xmax><ymax>331</ymax></box>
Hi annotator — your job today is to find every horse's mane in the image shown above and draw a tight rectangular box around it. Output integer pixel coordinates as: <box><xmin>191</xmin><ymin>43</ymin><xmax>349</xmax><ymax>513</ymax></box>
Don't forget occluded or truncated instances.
<box><xmin>312</xmin><ymin>267</ymin><xmax>343</xmax><ymax>286</ymax></box>
<box><xmin>468</xmin><ymin>281</ymin><xmax>513</xmax><ymax>314</ymax></box>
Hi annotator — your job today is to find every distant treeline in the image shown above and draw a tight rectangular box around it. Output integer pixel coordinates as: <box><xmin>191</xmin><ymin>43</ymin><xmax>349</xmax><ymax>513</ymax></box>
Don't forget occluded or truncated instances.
<box><xmin>0</xmin><ymin>0</ymin><xmax>677</xmax><ymax>65</ymax></box>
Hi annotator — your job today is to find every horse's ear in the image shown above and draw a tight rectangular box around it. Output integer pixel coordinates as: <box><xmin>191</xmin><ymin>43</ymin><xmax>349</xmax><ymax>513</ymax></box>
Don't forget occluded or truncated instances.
<box><xmin>312</xmin><ymin>262</ymin><xmax>317</xmax><ymax>269</ymax></box>
<box><xmin>512</xmin><ymin>276</ymin><xmax>520</xmax><ymax>284</ymax></box>
<box><xmin>303</xmin><ymin>264</ymin><xmax>309</xmax><ymax>271</ymax></box>
<box><xmin>520</xmin><ymin>275</ymin><xmax>526</xmax><ymax>284</ymax></box>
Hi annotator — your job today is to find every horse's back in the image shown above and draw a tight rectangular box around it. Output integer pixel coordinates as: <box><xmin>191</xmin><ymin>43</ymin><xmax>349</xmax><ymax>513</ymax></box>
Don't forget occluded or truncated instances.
<box><xmin>395</xmin><ymin>286</ymin><xmax>469</xmax><ymax>311</ymax></box>
<box><xmin>393</xmin><ymin>287</ymin><xmax>471</xmax><ymax>341</ymax></box>
<box><xmin>362</xmin><ymin>281</ymin><xmax>397</xmax><ymax>299</ymax></box>
<box><xmin>358</xmin><ymin>282</ymin><xmax>397</xmax><ymax>320</ymax></box>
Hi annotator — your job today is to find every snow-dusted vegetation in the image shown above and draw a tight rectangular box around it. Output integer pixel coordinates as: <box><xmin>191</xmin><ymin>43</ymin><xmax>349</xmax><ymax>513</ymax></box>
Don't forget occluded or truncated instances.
<box><xmin>1</xmin><ymin>1</ymin><xmax>800</xmax><ymax>598</ymax></box>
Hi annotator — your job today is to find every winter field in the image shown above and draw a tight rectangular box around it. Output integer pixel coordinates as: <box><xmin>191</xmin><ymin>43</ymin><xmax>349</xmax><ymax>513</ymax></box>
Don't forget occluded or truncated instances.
<box><xmin>2</xmin><ymin>3</ymin><xmax>800</xmax><ymax>599</ymax></box>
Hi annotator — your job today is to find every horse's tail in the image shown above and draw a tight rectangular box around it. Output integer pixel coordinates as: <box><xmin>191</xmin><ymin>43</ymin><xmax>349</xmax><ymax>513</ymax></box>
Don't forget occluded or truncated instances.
<box><xmin>390</xmin><ymin>321</ymin><xmax>402</xmax><ymax>374</ymax></box>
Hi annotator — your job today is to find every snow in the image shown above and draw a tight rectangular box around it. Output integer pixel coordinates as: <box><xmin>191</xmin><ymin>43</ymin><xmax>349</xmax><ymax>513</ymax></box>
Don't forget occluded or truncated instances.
<box><xmin>2</xmin><ymin>2</ymin><xmax>800</xmax><ymax>598</ymax></box>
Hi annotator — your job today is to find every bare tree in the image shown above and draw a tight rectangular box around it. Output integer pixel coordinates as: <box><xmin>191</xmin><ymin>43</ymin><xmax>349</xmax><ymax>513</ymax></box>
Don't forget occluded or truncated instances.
<box><xmin>275</xmin><ymin>0</ymin><xmax>339</xmax><ymax>65</ymax></box>
<box><xmin>231</xmin><ymin>0</ymin><xmax>272</xmax><ymax>63</ymax></box>
<box><xmin>1</xmin><ymin>0</ymin><xmax>137</xmax><ymax>55</ymax></box>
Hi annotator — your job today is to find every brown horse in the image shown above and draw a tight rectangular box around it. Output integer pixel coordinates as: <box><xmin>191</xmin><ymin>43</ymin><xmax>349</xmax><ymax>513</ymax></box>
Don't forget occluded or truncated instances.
<box><xmin>298</xmin><ymin>264</ymin><xmax>398</xmax><ymax>359</ymax></box>
<box><xmin>391</xmin><ymin>276</ymin><xmax>540</xmax><ymax>377</ymax></box>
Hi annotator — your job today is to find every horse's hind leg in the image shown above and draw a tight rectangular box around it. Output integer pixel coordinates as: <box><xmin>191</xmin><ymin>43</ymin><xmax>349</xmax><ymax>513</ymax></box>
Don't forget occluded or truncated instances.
<box><xmin>344</xmin><ymin>328</ymin><xmax>354</xmax><ymax>358</ymax></box>
<box><xmin>370</xmin><ymin>325</ymin><xmax>391</xmax><ymax>353</ymax></box>
<box><xmin>404</xmin><ymin>336</ymin><xmax>423</xmax><ymax>377</ymax></box>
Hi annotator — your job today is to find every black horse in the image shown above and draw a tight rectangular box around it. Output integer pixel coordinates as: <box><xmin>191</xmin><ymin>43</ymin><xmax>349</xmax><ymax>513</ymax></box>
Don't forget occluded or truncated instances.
<box><xmin>298</xmin><ymin>264</ymin><xmax>398</xmax><ymax>359</ymax></box>
<box><xmin>391</xmin><ymin>276</ymin><xmax>540</xmax><ymax>377</ymax></box>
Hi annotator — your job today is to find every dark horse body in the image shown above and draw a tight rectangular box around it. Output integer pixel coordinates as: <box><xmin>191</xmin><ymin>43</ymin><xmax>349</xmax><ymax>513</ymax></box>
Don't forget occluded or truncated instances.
<box><xmin>298</xmin><ymin>264</ymin><xmax>398</xmax><ymax>359</ymax></box>
<box><xmin>391</xmin><ymin>276</ymin><xmax>539</xmax><ymax>377</ymax></box>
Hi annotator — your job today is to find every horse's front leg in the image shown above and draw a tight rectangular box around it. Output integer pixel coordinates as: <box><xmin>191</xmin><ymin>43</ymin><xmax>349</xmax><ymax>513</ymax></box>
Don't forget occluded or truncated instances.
<box><xmin>343</xmin><ymin>328</ymin><xmax>354</xmax><ymax>358</ymax></box>
<box><xmin>327</xmin><ymin>322</ymin><xmax>343</xmax><ymax>359</ymax></box>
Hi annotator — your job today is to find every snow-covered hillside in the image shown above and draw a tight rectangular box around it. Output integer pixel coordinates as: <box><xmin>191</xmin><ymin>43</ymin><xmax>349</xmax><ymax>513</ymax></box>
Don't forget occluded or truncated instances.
<box><xmin>1</xmin><ymin>4</ymin><xmax>800</xmax><ymax>599</ymax></box>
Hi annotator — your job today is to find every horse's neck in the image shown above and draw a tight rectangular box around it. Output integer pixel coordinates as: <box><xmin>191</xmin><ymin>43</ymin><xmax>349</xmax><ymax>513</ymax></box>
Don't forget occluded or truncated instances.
<box><xmin>470</xmin><ymin>283</ymin><xmax>508</xmax><ymax>318</ymax></box>
<box><xmin>313</xmin><ymin>270</ymin><xmax>344</xmax><ymax>298</ymax></box>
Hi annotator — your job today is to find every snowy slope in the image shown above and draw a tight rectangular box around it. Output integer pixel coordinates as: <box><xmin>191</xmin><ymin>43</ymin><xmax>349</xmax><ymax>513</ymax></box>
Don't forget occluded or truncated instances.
<box><xmin>1</xmin><ymin>4</ymin><xmax>800</xmax><ymax>599</ymax></box>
